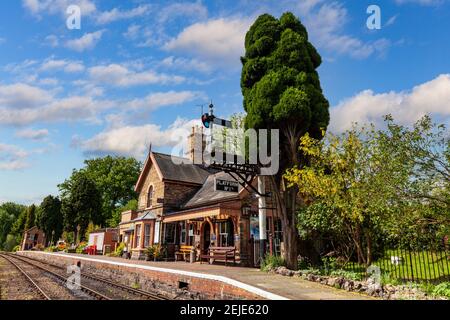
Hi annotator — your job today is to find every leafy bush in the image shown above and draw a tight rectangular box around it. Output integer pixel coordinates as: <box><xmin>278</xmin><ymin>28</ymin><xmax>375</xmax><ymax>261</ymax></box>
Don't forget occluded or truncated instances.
<box><xmin>33</xmin><ymin>244</ymin><xmax>45</xmax><ymax>251</ymax></box>
<box><xmin>109</xmin><ymin>242</ymin><xmax>126</xmax><ymax>257</ymax></box>
<box><xmin>12</xmin><ymin>245</ymin><xmax>21</xmax><ymax>252</ymax></box>
<box><xmin>45</xmin><ymin>246</ymin><xmax>58</xmax><ymax>252</ymax></box>
<box><xmin>146</xmin><ymin>245</ymin><xmax>162</xmax><ymax>261</ymax></box>
<box><xmin>432</xmin><ymin>282</ymin><xmax>450</xmax><ymax>298</ymax></box>
<box><xmin>329</xmin><ymin>269</ymin><xmax>363</xmax><ymax>281</ymax></box>
<box><xmin>76</xmin><ymin>242</ymin><xmax>88</xmax><ymax>254</ymax></box>
<box><xmin>261</xmin><ymin>254</ymin><xmax>286</xmax><ymax>272</ymax></box>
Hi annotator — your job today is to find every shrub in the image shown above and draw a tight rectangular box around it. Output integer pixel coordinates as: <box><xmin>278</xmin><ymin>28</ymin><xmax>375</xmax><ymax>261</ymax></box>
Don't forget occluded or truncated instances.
<box><xmin>146</xmin><ymin>245</ymin><xmax>162</xmax><ymax>261</ymax></box>
<box><xmin>110</xmin><ymin>242</ymin><xmax>126</xmax><ymax>257</ymax></box>
<box><xmin>329</xmin><ymin>269</ymin><xmax>363</xmax><ymax>281</ymax></box>
<box><xmin>33</xmin><ymin>244</ymin><xmax>45</xmax><ymax>251</ymax></box>
<box><xmin>12</xmin><ymin>245</ymin><xmax>21</xmax><ymax>252</ymax></box>
<box><xmin>261</xmin><ymin>254</ymin><xmax>285</xmax><ymax>272</ymax></box>
<box><xmin>76</xmin><ymin>242</ymin><xmax>88</xmax><ymax>254</ymax></box>
<box><xmin>432</xmin><ymin>282</ymin><xmax>450</xmax><ymax>299</ymax></box>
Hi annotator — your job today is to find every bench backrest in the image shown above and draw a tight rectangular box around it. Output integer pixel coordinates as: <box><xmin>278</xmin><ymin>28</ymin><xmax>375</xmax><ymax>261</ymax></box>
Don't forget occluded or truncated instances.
<box><xmin>209</xmin><ymin>246</ymin><xmax>235</xmax><ymax>252</ymax></box>
<box><xmin>180</xmin><ymin>245</ymin><xmax>193</xmax><ymax>251</ymax></box>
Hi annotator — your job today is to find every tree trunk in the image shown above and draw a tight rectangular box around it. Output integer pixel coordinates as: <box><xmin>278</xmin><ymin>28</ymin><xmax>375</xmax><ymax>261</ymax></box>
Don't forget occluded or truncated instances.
<box><xmin>271</xmin><ymin>176</ymin><xmax>299</xmax><ymax>270</ymax></box>
<box><xmin>365</xmin><ymin>231</ymin><xmax>372</xmax><ymax>266</ymax></box>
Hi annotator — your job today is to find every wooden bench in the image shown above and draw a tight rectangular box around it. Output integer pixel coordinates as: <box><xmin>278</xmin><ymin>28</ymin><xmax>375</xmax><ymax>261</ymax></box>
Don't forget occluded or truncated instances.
<box><xmin>175</xmin><ymin>245</ymin><xmax>194</xmax><ymax>262</ymax></box>
<box><xmin>200</xmin><ymin>246</ymin><xmax>236</xmax><ymax>266</ymax></box>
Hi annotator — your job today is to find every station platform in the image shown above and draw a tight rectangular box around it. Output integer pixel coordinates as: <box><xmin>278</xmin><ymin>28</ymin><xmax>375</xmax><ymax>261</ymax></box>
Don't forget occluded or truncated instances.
<box><xmin>37</xmin><ymin>252</ymin><xmax>373</xmax><ymax>300</ymax></box>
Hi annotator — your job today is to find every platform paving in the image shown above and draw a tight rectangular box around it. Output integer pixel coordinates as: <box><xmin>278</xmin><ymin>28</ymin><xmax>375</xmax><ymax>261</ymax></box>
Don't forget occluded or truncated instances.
<box><xmin>63</xmin><ymin>253</ymin><xmax>374</xmax><ymax>300</ymax></box>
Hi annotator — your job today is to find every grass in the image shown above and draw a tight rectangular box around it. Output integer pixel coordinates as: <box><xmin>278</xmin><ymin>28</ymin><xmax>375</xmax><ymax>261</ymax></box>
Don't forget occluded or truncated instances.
<box><xmin>341</xmin><ymin>249</ymin><xmax>449</xmax><ymax>283</ymax></box>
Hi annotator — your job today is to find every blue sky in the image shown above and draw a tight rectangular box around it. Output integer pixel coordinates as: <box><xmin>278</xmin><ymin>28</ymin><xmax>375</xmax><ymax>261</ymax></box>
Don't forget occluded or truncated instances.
<box><xmin>0</xmin><ymin>0</ymin><xmax>449</xmax><ymax>204</ymax></box>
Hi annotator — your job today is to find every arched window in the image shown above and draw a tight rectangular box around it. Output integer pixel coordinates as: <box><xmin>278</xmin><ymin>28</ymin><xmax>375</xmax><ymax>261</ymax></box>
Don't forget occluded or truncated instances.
<box><xmin>147</xmin><ymin>186</ymin><xmax>154</xmax><ymax>208</ymax></box>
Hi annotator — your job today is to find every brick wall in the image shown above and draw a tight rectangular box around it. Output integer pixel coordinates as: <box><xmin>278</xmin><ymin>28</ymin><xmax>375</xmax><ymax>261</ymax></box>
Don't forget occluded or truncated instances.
<box><xmin>18</xmin><ymin>251</ymin><xmax>263</xmax><ymax>300</ymax></box>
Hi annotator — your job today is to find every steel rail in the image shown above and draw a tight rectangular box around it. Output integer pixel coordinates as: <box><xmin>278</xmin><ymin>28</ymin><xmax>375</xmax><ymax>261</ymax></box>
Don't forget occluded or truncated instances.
<box><xmin>11</xmin><ymin>253</ymin><xmax>167</xmax><ymax>300</ymax></box>
<box><xmin>0</xmin><ymin>253</ymin><xmax>51</xmax><ymax>300</ymax></box>
<box><xmin>5</xmin><ymin>253</ymin><xmax>111</xmax><ymax>300</ymax></box>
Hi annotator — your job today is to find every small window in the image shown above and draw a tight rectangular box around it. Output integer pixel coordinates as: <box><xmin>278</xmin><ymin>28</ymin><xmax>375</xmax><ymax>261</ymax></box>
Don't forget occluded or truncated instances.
<box><xmin>218</xmin><ymin>219</ymin><xmax>234</xmax><ymax>247</ymax></box>
<box><xmin>144</xmin><ymin>224</ymin><xmax>151</xmax><ymax>247</ymax></box>
<box><xmin>180</xmin><ymin>222</ymin><xmax>186</xmax><ymax>244</ymax></box>
<box><xmin>147</xmin><ymin>186</ymin><xmax>154</xmax><ymax>208</ymax></box>
<box><xmin>163</xmin><ymin>223</ymin><xmax>176</xmax><ymax>244</ymax></box>
<box><xmin>135</xmin><ymin>225</ymin><xmax>141</xmax><ymax>248</ymax></box>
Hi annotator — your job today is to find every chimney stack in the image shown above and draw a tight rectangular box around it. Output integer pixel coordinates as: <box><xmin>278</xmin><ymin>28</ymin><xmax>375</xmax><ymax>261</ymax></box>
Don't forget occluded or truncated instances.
<box><xmin>187</xmin><ymin>125</ymin><xmax>206</xmax><ymax>164</ymax></box>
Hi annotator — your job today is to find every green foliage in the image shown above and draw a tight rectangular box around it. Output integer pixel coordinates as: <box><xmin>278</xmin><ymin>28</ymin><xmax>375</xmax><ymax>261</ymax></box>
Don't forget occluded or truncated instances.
<box><xmin>24</xmin><ymin>204</ymin><xmax>37</xmax><ymax>231</ymax></box>
<box><xmin>146</xmin><ymin>244</ymin><xmax>162</xmax><ymax>260</ymax></box>
<box><xmin>242</xmin><ymin>12</ymin><xmax>329</xmax><ymax>139</ymax></box>
<box><xmin>432</xmin><ymin>282</ymin><xmax>450</xmax><ymax>298</ymax></box>
<box><xmin>60</xmin><ymin>174</ymin><xmax>102</xmax><ymax>241</ymax></box>
<box><xmin>261</xmin><ymin>254</ymin><xmax>286</xmax><ymax>272</ymax></box>
<box><xmin>76</xmin><ymin>242</ymin><xmax>88</xmax><ymax>254</ymax></box>
<box><xmin>0</xmin><ymin>202</ymin><xmax>26</xmax><ymax>250</ymax></box>
<box><xmin>59</xmin><ymin>156</ymin><xmax>141</xmax><ymax>227</ymax></box>
<box><xmin>109</xmin><ymin>199</ymin><xmax>138</xmax><ymax>227</ymax></box>
<box><xmin>12</xmin><ymin>245</ymin><xmax>21</xmax><ymax>252</ymax></box>
<box><xmin>3</xmin><ymin>234</ymin><xmax>19</xmax><ymax>252</ymax></box>
<box><xmin>110</xmin><ymin>242</ymin><xmax>126</xmax><ymax>257</ymax></box>
<box><xmin>242</xmin><ymin>11</ymin><xmax>329</xmax><ymax>270</ymax></box>
<box><xmin>285</xmin><ymin>115</ymin><xmax>450</xmax><ymax>265</ymax></box>
<box><xmin>36</xmin><ymin>195</ymin><xmax>63</xmax><ymax>246</ymax></box>
<box><xmin>329</xmin><ymin>270</ymin><xmax>363</xmax><ymax>281</ymax></box>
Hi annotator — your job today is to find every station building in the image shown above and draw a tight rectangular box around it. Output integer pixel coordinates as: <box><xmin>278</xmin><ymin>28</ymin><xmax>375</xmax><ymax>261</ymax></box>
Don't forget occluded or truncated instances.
<box><xmin>119</xmin><ymin>127</ymin><xmax>283</xmax><ymax>266</ymax></box>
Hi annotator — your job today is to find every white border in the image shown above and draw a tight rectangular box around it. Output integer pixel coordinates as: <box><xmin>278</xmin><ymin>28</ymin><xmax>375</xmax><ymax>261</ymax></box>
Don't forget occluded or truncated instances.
<box><xmin>19</xmin><ymin>251</ymin><xmax>289</xmax><ymax>300</ymax></box>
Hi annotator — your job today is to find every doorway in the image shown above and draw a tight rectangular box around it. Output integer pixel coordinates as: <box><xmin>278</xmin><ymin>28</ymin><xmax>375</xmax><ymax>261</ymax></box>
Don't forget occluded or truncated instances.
<box><xmin>202</xmin><ymin>222</ymin><xmax>211</xmax><ymax>254</ymax></box>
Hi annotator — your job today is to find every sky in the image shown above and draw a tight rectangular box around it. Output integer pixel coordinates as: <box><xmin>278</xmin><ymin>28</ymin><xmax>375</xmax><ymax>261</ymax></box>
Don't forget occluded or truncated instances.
<box><xmin>0</xmin><ymin>0</ymin><xmax>449</xmax><ymax>205</ymax></box>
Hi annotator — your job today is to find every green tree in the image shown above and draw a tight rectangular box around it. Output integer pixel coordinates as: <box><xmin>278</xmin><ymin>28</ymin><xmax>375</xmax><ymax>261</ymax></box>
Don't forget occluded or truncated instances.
<box><xmin>241</xmin><ymin>12</ymin><xmax>330</xmax><ymax>269</ymax></box>
<box><xmin>0</xmin><ymin>202</ymin><xmax>26</xmax><ymax>249</ymax></box>
<box><xmin>24</xmin><ymin>204</ymin><xmax>37</xmax><ymax>231</ymax></box>
<box><xmin>59</xmin><ymin>156</ymin><xmax>141</xmax><ymax>226</ymax></box>
<box><xmin>36</xmin><ymin>196</ymin><xmax>63</xmax><ymax>246</ymax></box>
<box><xmin>285</xmin><ymin>116</ymin><xmax>450</xmax><ymax>265</ymax></box>
<box><xmin>110</xmin><ymin>199</ymin><xmax>138</xmax><ymax>227</ymax></box>
<box><xmin>61</xmin><ymin>174</ymin><xmax>102</xmax><ymax>243</ymax></box>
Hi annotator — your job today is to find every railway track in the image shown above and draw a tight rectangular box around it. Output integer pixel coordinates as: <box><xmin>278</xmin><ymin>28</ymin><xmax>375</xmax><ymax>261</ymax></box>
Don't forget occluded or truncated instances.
<box><xmin>2</xmin><ymin>253</ymin><xmax>111</xmax><ymax>300</ymax></box>
<box><xmin>7</xmin><ymin>253</ymin><xmax>168</xmax><ymax>300</ymax></box>
<box><xmin>0</xmin><ymin>253</ymin><xmax>51</xmax><ymax>300</ymax></box>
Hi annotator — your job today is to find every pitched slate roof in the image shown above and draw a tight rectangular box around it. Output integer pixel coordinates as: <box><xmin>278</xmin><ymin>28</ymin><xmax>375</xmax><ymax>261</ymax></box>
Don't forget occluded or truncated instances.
<box><xmin>182</xmin><ymin>171</ymin><xmax>242</xmax><ymax>209</ymax></box>
<box><xmin>135</xmin><ymin>151</ymin><xmax>211</xmax><ymax>192</ymax></box>
<box><xmin>152</xmin><ymin>152</ymin><xmax>211</xmax><ymax>185</ymax></box>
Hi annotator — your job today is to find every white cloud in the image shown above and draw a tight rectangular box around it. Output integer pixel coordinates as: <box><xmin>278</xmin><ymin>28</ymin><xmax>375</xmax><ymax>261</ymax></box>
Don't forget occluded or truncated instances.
<box><xmin>160</xmin><ymin>56</ymin><xmax>212</xmax><ymax>74</ymax></box>
<box><xmin>125</xmin><ymin>91</ymin><xmax>204</xmax><ymax>111</ymax></box>
<box><xmin>22</xmin><ymin>0</ymin><xmax>96</xmax><ymax>17</ymax></box>
<box><xmin>79</xmin><ymin>118</ymin><xmax>201</xmax><ymax>158</ymax></box>
<box><xmin>123</xmin><ymin>24</ymin><xmax>141</xmax><ymax>40</ymax></box>
<box><xmin>15</xmin><ymin>128</ymin><xmax>49</xmax><ymax>140</ymax></box>
<box><xmin>44</xmin><ymin>35</ymin><xmax>59</xmax><ymax>47</ymax></box>
<box><xmin>163</xmin><ymin>17</ymin><xmax>251</xmax><ymax>68</ymax></box>
<box><xmin>0</xmin><ymin>37</ymin><xmax>5</xmax><ymax>44</ymax></box>
<box><xmin>96</xmin><ymin>4</ymin><xmax>151</xmax><ymax>24</ymax></box>
<box><xmin>157</xmin><ymin>1</ymin><xmax>208</xmax><ymax>23</ymax></box>
<box><xmin>65</xmin><ymin>30</ymin><xmax>105</xmax><ymax>52</ymax></box>
<box><xmin>330</xmin><ymin>74</ymin><xmax>450</xmax><ymax>132</ymax></box>
<box><xmin>301</xmin><ymin>2</ymin><xmax>391</xmax><ymax>59</ymax></box>
<box><xmin>40</xmin><ymin>59</ymin><xmax>85</xmax><ymax>73</ymax></box>
<box><xmin>88</xmin><ymin>63</ymin><xmax>185</xmax><ymax>87</ymax></box>
<box><xmin>395</xmin><ymin>0</ymin><xmax>446</xmax><ymax>5</ymax></box>
<box><xmin>0</xmin><ymin>83</ymin><xmax>52</xmax><ymax>109</ymax></box>
<box><xmin>0</xmin><ymin>83</ymin><xmax>114</xmax><ymax>125</ymax></box>
<box><xmin>0</xmin><ymin>143</ymin><xmax>29</xmax><ymax>170</ymax></box>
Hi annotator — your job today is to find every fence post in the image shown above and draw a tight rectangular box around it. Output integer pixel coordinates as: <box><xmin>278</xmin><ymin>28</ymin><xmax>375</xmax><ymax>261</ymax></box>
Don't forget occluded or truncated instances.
<box><xmin>408</xmin><ymin>247</ymin><xmax>414</xmax><ymax>282</ymax></box>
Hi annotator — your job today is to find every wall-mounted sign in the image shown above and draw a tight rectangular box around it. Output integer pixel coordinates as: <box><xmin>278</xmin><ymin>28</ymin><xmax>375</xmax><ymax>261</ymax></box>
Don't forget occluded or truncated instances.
<box><xmin>215</xmin><ymin>178</ymin><xmax>239</xmax><ymax>193</ymax></box>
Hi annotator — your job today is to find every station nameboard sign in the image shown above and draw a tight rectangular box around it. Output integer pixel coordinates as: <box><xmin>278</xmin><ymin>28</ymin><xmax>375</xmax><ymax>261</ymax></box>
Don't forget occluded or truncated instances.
<box><xmin>215</xmin><ymin>178</ymin><xmax>239</xmax><ymax>193</ymax></box>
